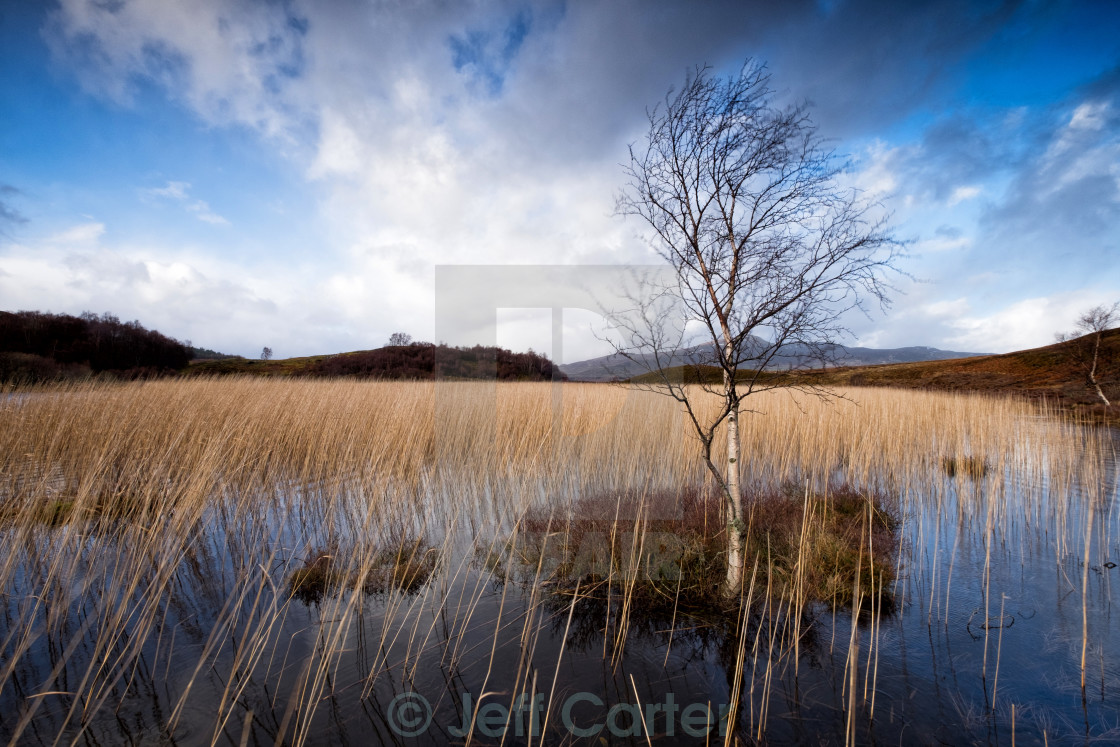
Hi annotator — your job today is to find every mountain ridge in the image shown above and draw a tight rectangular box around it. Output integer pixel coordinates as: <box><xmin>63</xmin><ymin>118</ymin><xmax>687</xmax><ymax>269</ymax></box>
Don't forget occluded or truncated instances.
<box><xmin>623</xmin><ymin>328</ymin><xmax>1120</xmax><ymax>420</ymax></box>
<box><xmin>559</xmin><ymin>342</ymin><xmax>990</xmax><ymax>382</ymax></box>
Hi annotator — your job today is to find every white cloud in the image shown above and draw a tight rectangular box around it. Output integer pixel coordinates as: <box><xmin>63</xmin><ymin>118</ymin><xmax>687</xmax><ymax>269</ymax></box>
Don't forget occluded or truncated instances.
<box><xmin>45</xmin><ymin>0</ymin><xmax>312</xmax><ymax>142</ymax></box>
<box><xmin>143</xmin><ymin>181</ymin><xmax>230</xmax><ymax>226</ymax></box>
<box><xmin>1</xmin><ymin>216</ymin><xmax>453</xmax><ymax>356</ymax></box>
<box><xmin>938</xmin><ymin>297</ymin><xmax>1068</xmax><ymax>352</ymax></box>
<box><xmin>919</xmin><ymin>297</ymin><xmax>971</xmax><ymax>319</ymax></box>
<box><xmin>192</xmin><ymin>206</ymin><xmax>230</xmax><ymax>226</ymax></box>
<box><xmin>307</xmin><ymin>109</ymin><xmax>366</xmax><ymax>180</ymax></box>
<box><xmin>1068</xmin><ymin>101</ymin><xmax>1109</xmax><ymax>131</ymax></box>
<box><xmin>914</xmin><ymin>225</ymin><xmax>972</xmax><ymax>253</ymax></box>
<box><xmin>882</xmin><ymin>291</ymin><xmax>1120</xmax><ymax>353</ymax></box>
<box><xmin>1038</xmin><ymin>99</ymin><xmax>1119</xmax><ymax>191</ymax></box>
<box><xmin>847</xmin><ymin>140</ymin><xmax>903</xmax><ymax>199</ymax></box>
<box><xmin>0</xmin><ymin>236</ymin><xmax>281</xmax><ymax>347</ymax></box>
<box><xmin>49</xmin><ymin>222</ymin><xmax>106</xmax><ymax>245</ymax></box>
<box><xmin>947</xmin><ymin>185</ymin><xmax>981</xmax><ymax>206</ymax></box>
<box><xmin>974</xmin><ymin>94</ymin><xmax>1120</xmax><ymax>274</ymax></box>
<box><xmin>26</xmin><ymin>0</ymin><xmax>1120</xmax><ymax>361</ymax></box>
<box><xmin>147</xmin><ymin>181</ymin><xmax>191</xmax><ymax>200</ymax></box>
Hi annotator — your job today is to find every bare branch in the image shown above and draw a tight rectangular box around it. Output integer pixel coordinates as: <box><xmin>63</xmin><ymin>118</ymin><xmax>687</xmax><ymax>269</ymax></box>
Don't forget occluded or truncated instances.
<box><xmin>609</xmin><ymin>59</ymin><xmax>903</xmax><ymax>596</ymax></box>
<box><xmin>1058</xmin><ymin>301</ymin><xmax>1118</xmax><ymax>406</ymax></box>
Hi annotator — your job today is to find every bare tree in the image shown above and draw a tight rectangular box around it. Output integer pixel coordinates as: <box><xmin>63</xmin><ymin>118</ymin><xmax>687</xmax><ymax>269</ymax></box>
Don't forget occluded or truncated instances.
<box><xmin>261</xmin><ymin>346</ymin><xmax>273</xmax><ymax>361</ymax></box>
<box><xmin>388</xmin><ymin>332</ymin><xmax>413</xmax><ymax>347</ymax></box>
<box><xmin>1056</xmin><ymin>302</ymin><xmax>1118</xmax><ymax>406</ymax></box>
<box><xmin>615</xmin><ymin>61</ymin><xmax>902</xmax><ymax>596</ymax></box>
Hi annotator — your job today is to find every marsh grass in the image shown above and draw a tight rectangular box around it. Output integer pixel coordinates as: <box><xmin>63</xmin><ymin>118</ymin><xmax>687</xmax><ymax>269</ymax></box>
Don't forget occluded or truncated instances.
<box><xmin>287</xmin><ymin>549</ymin><xmax>346</xmax><ymax>604</ymax></box>
<box><xmin>287</xmin><ymin>537</ymin><xmax>438</xmax><ymax>603</ymax></box>
<box><xmin>36</xmin><ymin>498</ymin><xmax>75</xmax><ymax>526</ymax></box>
<box><xmin>745</xmin><ymin>482</ymin><xmax>898</xmax><ymax>612</ymax></box>
<box><xmin>508</xmin><ymin>486</ymin><xmax>727</xmax><ymax>610</ymax></box>
<box><xmin>942</xmin><ymin>454</ymin><xmax>990</xmax><ymax>479</ymax></box>
<box><xmin>497</xmin><ymin>481</ymin><xmax>898</xmax><ymax>614</ymax></box>
<box><xmin>0</xmin><ymin>379</ymin><xmax>1113</xmax><ymax>744</ymax></box>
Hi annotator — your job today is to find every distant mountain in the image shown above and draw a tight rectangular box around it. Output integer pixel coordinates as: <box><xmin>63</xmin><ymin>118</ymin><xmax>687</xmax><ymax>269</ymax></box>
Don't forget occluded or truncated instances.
<box><xmin>826</xmin><ymin>345</ymin><xmax>990</xmax><ymax>366</ymax></box>
<box><xmin>615</xmin><ymin>328</ymin><xmax>1120</xmax><ymax>421</ymax></box>
<box><xmin>559</xmin><ymin>341</ymin><xmax>989</xmax><ymax>382</ymax></box>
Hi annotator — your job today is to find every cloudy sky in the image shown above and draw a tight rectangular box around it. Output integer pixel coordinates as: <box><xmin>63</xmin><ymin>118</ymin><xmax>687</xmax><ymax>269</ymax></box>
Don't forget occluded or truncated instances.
<box><xmin>1</xmin><ymin>0</ymin><xmax>1118</xmax><ymax>361</ymax></box>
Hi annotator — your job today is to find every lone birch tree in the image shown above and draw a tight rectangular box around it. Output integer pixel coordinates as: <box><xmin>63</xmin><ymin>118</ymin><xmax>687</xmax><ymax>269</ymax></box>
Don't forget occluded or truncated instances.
<box><xmin>616</xmin><ymin>61</ymin><xmax>901</xmax><ymax>596</ymax></box>
<box><xmin>1056</xmin><ymin>302</ymin><xmax>1118</xmax><ymax>406</ymax></box>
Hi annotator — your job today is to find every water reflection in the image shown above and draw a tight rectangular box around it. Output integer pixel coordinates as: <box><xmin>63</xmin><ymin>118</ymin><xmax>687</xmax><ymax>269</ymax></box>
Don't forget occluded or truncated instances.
<box><xmin>0</xmin><ymin>426</ymin><xmax>1117</xmax><ymax>745</ymax></box>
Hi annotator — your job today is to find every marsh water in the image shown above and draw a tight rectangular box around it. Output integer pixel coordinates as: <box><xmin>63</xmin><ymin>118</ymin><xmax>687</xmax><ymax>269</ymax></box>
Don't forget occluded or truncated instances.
<box><xmin>2</xmin><ymin>422</ymin><xmax>1117</xmax><ymax>745</ymax></box>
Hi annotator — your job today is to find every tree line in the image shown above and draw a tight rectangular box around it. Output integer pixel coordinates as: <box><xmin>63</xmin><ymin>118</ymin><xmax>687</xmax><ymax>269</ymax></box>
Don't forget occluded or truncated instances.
<box><xmin>0</xmin><ymin>310</ymin><xmax>191</xmax><ymax>382</ymax></box>
<box><xmin>0</xmin><ymin>311</ymin><xmax>566</xmax><ymax>384</ymax></box>
<box><xmin>311</xmin><ymin>342</ymin><xmax>565</xmax><ymax>381</ymax></box>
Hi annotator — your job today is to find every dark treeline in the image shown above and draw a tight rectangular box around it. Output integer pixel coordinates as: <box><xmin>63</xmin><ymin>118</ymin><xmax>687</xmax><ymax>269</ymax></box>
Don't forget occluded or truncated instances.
<box><xmin>0</xmin><ymin>310</ymin><xmax>190</xmax><ymax>382</ymax></box>
<box><xmin>312</xmin><ymin>343</ymin><xmax>565</xmax><ymax>381</ymax></box>
<box><xmin>0</xmin><ymin>311</ymin><xmax>566</xmax><ymax>384</ymax></box>
<box><xmin>188</xmin><ymin>346</ymin><xmax>239</xmax><ymax>361</ymax></box>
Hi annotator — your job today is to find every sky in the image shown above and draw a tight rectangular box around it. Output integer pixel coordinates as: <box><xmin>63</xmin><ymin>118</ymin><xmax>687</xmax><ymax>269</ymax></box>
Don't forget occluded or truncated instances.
<box><xmin>0</xmin><ymin>0</ymin><xmax>1118</xmax><ymax>362</ymax></box>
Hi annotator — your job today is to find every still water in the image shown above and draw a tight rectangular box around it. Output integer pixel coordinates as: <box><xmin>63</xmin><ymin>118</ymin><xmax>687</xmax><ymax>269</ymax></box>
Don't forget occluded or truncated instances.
<box><xmin>1</xmin><ymin>426</ymin><xmax>1116</xmax><ymax>745</ymax></box>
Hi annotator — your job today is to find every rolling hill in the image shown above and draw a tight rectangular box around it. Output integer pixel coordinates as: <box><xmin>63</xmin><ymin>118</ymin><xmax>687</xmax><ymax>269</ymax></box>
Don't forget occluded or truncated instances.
<box><xmin>626</xmin><ymin>328</ymin><xmax>1120</xmax><ymax>418</ymax></box>
<box><xmin>183</xmin><ymin>343</ymin><xmax>565</xmax><ymax>381</ymax></box>
<box><xmin>4</xmin><ymin>306</ymin><xmax>1115</xmax><ymax>416</ymax></box>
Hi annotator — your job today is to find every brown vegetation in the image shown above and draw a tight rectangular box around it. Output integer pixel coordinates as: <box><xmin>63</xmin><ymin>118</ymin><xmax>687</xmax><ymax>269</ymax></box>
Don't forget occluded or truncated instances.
<box><xmin>798</xmin><ymin>327</ymin><xmax>1120</xmax><ymax>405</ymax></box>
<box><xmin>503</xmin><ymin>482</ymin><xmax>897</xmax><ymax>613</ymax></box>
<box><xmin>185</xmin><ymin>342</ymin><xmax>565</xmax><ymax>381</ymax></box>
<box><xmin>0</xmin><ymin>310</ymin><xmax>190</xmax><ymax>382</ymax></box>
<box><xmin>0</xmin><ymin>379</ymin><xmax>1110</xmax><ymax>744</ymax></box>
<box><xmin>631</xmin><ymin>327</ymin><xmax>1120</xmax><ymax>421</ymax></box>
<box><xmin>287</xmin><ymin>538</ymin><xmax>437</xmax><ymax>603</ymax></box>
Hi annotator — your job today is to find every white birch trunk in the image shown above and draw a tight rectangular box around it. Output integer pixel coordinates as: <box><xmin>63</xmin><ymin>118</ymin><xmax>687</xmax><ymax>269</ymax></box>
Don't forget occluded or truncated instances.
<box><xmin>1089</xmin><ymin>333</ymin><xmax>1111</xmax><ymax>406</ymax></box>
<box><xmin>723</xmin><ymin>343</ymin><xmax>745</xmax><ymax>597</ymax></box>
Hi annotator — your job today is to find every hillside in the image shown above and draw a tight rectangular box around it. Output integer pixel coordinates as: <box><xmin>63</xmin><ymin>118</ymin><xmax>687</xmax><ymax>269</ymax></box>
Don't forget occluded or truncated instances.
<box><xmin>183</xmin><ymin>354</ymin><xmax>333</xmax><ymax>377</ymax></box>
<box><xmin>184</xmin><ymin>343</ymin><xmax>565</xmax><ymax>381</ymax></box>
<box><xmin>629</xmin><ymin>328</ymin><xmax>1120</xmax><ymax>418</ymax></box>
<box><xmin>796</xmin><ymin>327</ymin><xmax>1120</xmax><ymax>406</ymax></box>
<box><xmin>0</xmin><ymin>310</ymin><xmax>190</xmax><ymax>382</ymax></box>
<box><xmin>0</xmin><ymin>310</ymin><xmax>564</xmax><ymax>384</ymax></box>
<box><xmin>5</xmin><ymin>305</ymin><xmax>1113</xmax><ymax>403</ymax></box>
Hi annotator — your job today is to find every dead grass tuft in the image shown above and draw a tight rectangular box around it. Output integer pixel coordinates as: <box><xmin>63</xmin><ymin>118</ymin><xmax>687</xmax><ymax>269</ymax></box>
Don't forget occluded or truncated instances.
<box><xmin>745</xmin><ymin>482</ymin><xmax>898</xmax><ymax>611</ymax></box>
<box><xmin>503</xmin><ymin>481</ymin><xmax>899</xmax><ymax>613</ymax></box>
<box><xmin>942</xmin><ymin>455</ymin><xmax>990</xmax><ymax>479</ymax></box>
<box><xmin>287</xmin><ymin>537</ymin><xmax>438</xmax><ymax>604</ymax></box>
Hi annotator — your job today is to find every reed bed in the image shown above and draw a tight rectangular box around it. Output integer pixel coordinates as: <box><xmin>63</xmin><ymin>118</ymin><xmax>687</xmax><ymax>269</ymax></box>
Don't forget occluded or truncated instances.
<box><xmin>0</xmin><ymin>378</ymin><xmax>1114</xmax><ymax>744</ymax></box>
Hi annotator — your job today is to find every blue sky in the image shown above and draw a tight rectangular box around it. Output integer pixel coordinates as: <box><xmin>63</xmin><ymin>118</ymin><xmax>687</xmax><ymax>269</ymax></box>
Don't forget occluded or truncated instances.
<box><xmin>1</xmin><ymin>0</ymin><xmax>1118</xmax><ymax>360</ymax></box>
